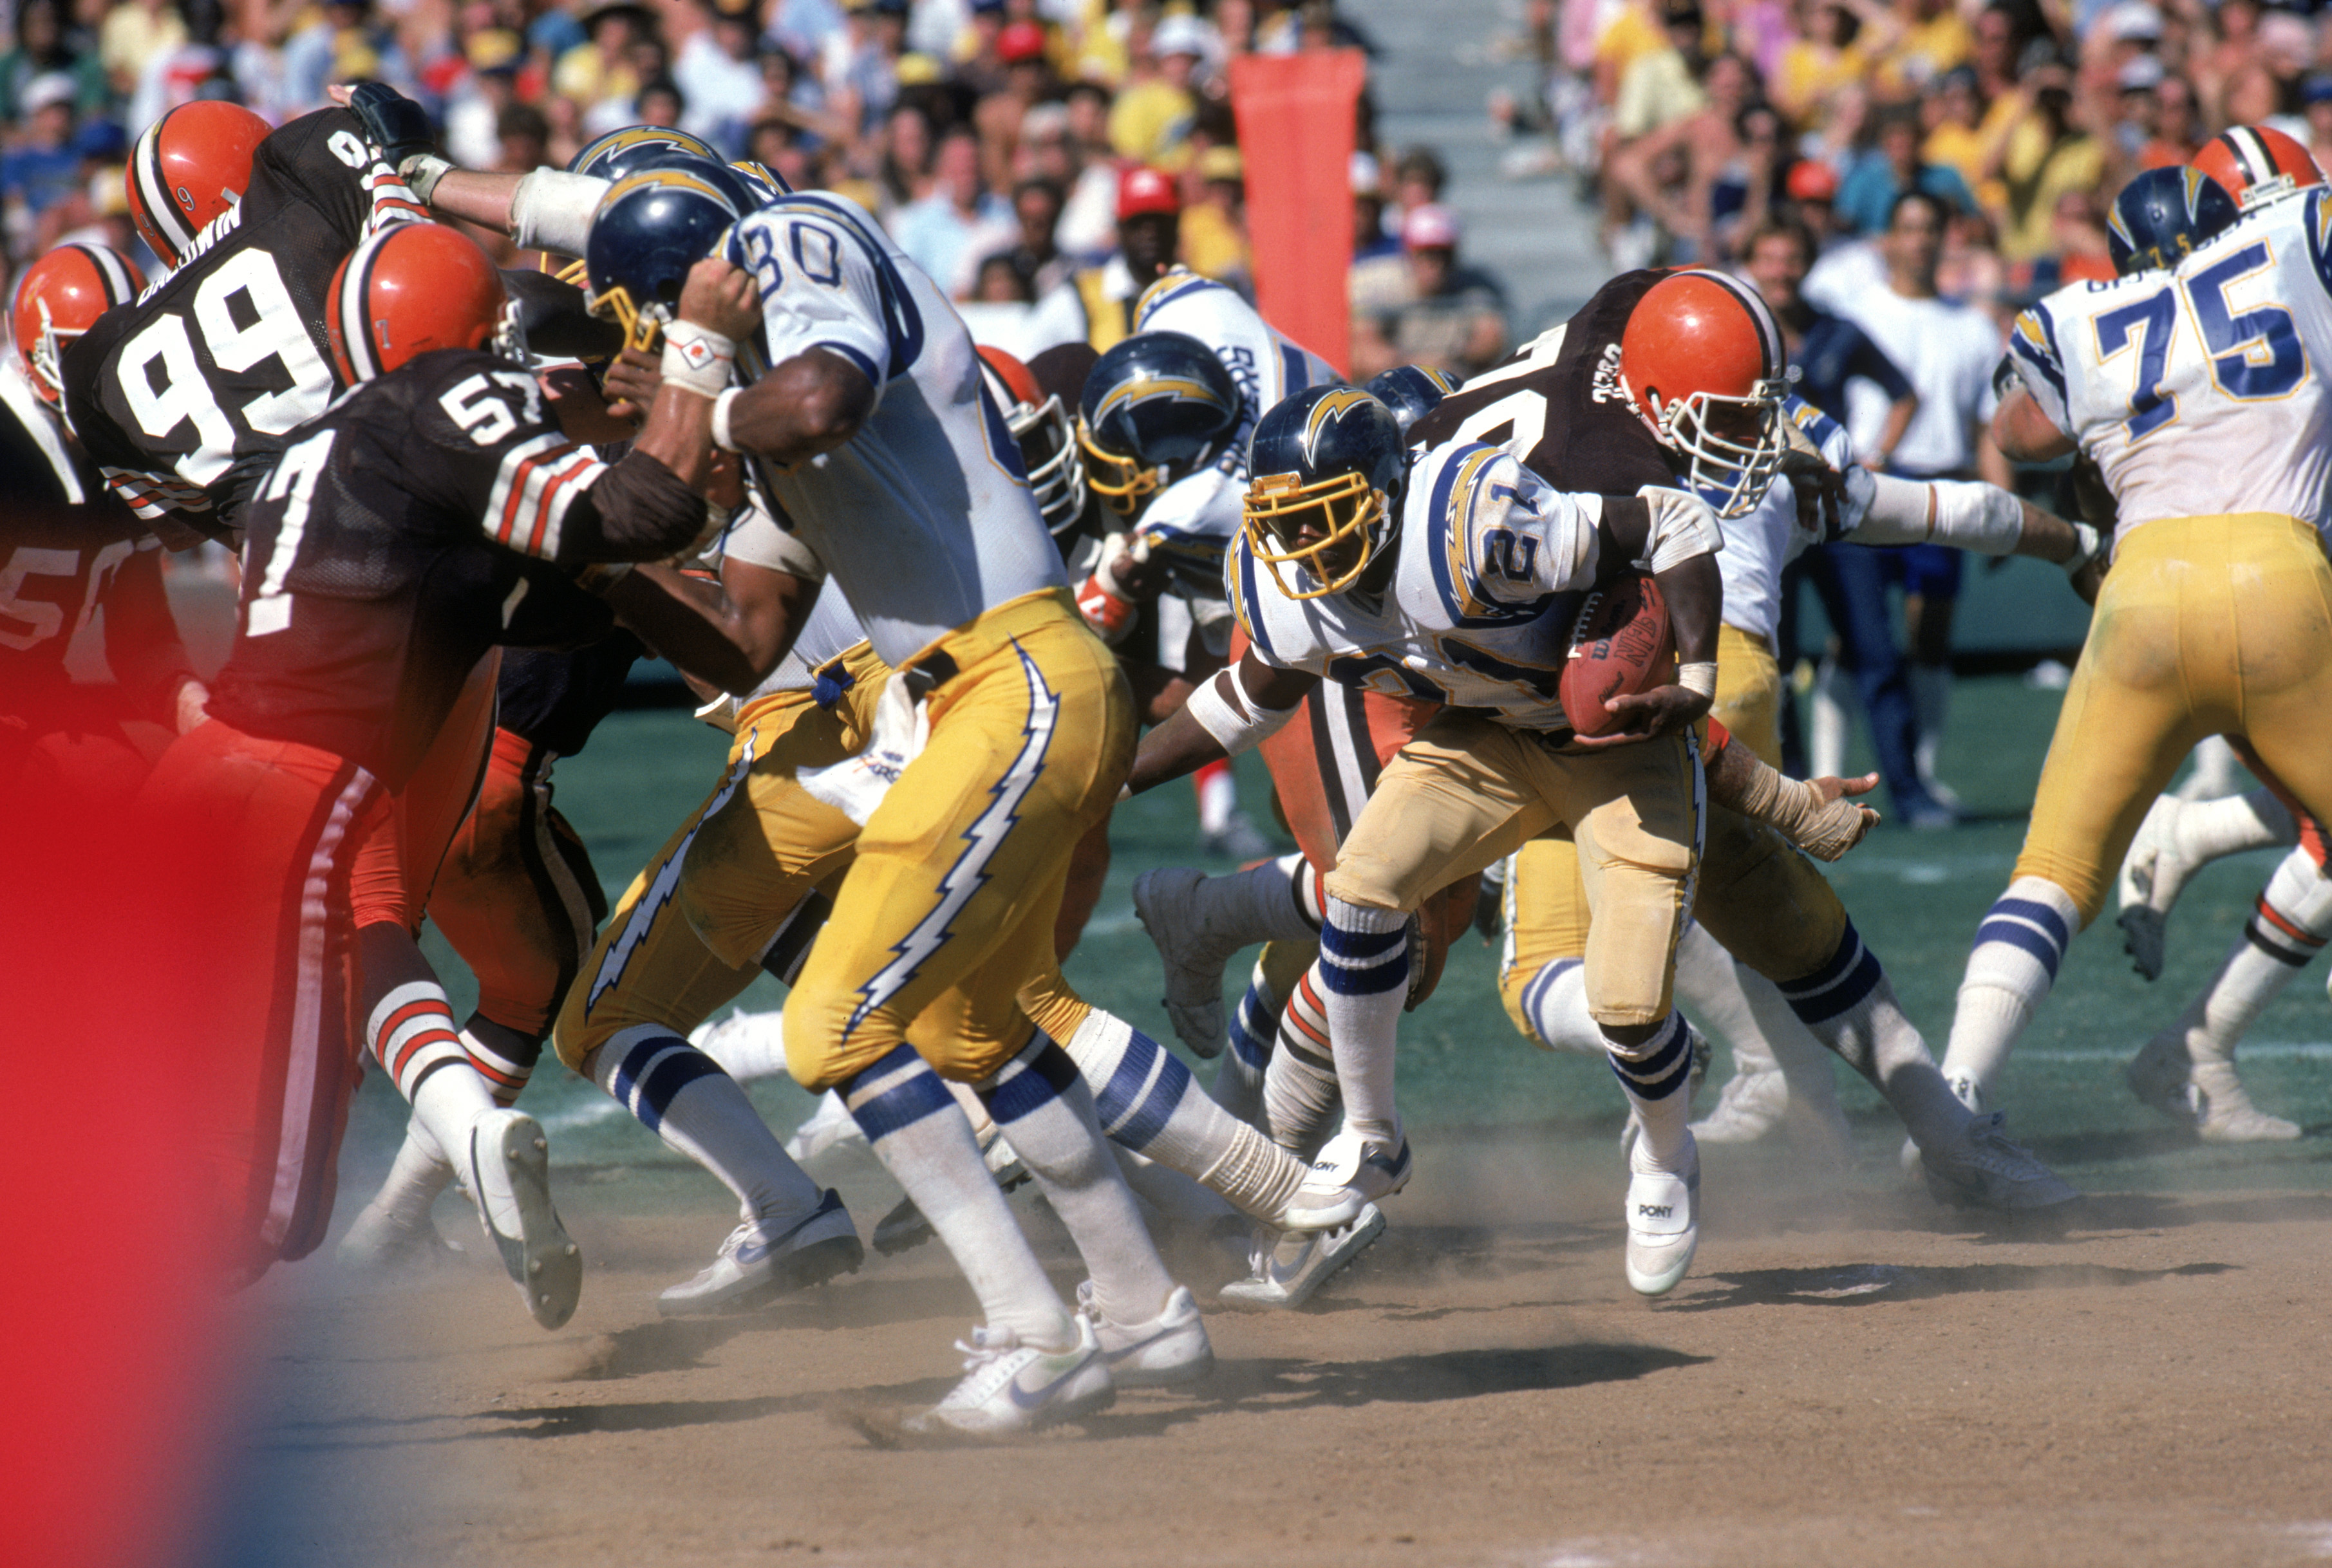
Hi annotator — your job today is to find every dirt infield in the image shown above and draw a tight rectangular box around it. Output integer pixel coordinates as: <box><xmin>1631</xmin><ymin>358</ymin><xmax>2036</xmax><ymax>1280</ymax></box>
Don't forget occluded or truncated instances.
<box><xmin>241</xmin><ymin>1126</ymin><xmax>2332</xmax><ymax>1568</ymax></box>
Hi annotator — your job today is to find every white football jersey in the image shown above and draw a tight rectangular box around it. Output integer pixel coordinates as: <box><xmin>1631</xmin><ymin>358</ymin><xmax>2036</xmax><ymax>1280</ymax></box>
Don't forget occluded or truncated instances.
<box><xmin>1133</xmin><ymin>270</ymin><xmax>1340</xmax><ymax>593</ymax></box>
<box><xmin>1711</xmin><ymin>395</ymin><xmax>1855</xmax><ymax>645</ymax></box>
<box><xmin>1228</xmin><ymin>439</ymin><xmax>1608</xmax><ymax>729</ymax></box>
<box><xmin>2007</xmin><ymin>187</ymin><xmax>2332</xmax><ymax>546</ymax></box>
<box><xmin>724</xmin><ymin>192</ymin><xmax>1066</xmax><ymax>669</ymax></box>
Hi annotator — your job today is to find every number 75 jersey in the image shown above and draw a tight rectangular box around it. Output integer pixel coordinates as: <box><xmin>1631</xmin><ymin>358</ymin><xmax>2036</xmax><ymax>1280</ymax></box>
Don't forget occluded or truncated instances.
<box><xmin>2006</xmin><ymin>187</ymin><xmax>2332</xmax><ymax>543</ymax></box>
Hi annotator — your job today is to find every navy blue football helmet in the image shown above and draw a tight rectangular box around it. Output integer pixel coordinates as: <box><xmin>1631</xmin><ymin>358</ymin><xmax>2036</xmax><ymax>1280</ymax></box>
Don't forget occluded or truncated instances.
<box><xmin>1244</xmin><ymin>385</ymin><xmax>1407</xmax><ymax>599</ymax></box>
<box><xmin>569</xmin><ymin>124</ymin><xmax>724</xmax><ymax>181</ymax></box>
<box><xmin>584</xmin><ymin>167</ymin><xmax>744</xmax><ymax>350</ymax></box>
<box><xmin>2108</xmin><ymin>166</ymin><xmax>2239</xmax><ymax>276</ymax></box>
<box><xmin>728</xmin><ymin>159</ymin><xmax>791</xmax><ymax>206</ymax></box>
<box><xmin>1077</xmin><ymin>330</ymin><xmax>1242</xmax><ymax>517</ymax></box>
<box><xmin>1363</xmin><ymin>364</ymin><xmax>1462</xmax><ymax>433</ymax></box>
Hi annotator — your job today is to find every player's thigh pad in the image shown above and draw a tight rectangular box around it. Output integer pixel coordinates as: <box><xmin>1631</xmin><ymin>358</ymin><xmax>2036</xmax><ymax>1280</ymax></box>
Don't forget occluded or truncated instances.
<box><xmin>1324</xmin><ymin>710</ymin><xmax>1561</xmax><ymax>914</ymax></box>
<box><xmin>1565</xmin><ymin>733</ymin><xmax>1702</xmax><ymax>1028</ymax></box>
<box><xmin>1713</xmin><ymin>625</ymin><xmax>1784</xmax><ymax>769</ymax></box>
<box><xmin>2200</xmin><ymin>516</ymin><xmax>2332</xmax><ymax>845</ymax></box>
<box><xmin>785</xmin><ymin>611</ymin><xmax>1133</xmax><ymax>1088</ymax></box>
<box><xmin>1688</xmin><ymin>803</ymin><xmax>1848</xmax><ymax>980</ymax></box>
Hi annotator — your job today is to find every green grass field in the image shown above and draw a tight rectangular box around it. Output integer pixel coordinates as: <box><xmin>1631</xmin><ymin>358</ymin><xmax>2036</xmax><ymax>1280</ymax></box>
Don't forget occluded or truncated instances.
<box><xmin>349</xmin><ymin>673</ymin><xmax>2332</xmax><ymax>1202</ymax></box>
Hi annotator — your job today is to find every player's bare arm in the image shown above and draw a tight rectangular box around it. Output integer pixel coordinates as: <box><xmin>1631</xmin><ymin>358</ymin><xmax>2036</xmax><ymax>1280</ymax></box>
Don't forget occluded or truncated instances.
<box><xmin>603</xmin><ymin>557</ymin><xmax>820</xmax><ymax>697</ymax></box>
<box><xmin>1992</xmin><ymin>384</ymin><xmax>2078</xmax><ymax>463</ymax></box>
<box><xmin>1594</xmin><ymin>492</ymin><xmax>1722</xmax><ymax>739</ymax></box>
<box><xmin>1125</xmin><ymin>648</ymin><xmax>1315</xmax><ymax>794</ymax></box>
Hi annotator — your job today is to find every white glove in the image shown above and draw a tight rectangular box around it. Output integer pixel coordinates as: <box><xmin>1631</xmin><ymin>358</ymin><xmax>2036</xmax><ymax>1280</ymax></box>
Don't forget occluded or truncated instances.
<box><xmin>795</xmin><ymin>672</ymin><xmax>930</xmax><ymax>825</ymax></box>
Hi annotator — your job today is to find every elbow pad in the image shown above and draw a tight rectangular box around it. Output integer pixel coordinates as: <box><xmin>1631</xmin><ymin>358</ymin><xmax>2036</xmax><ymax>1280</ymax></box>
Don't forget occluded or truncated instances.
<box><xmin>1185</xmin><ymin>669</ymin><xmax>1301</xmax><ymax>756</ymax></box>
<box><xmin>510</xmin><ymin>169</ymin><xmax>610</xmax><ymax>258</ymax></box>
<box><xmin>1635</xmin><ymin>485</ymin><xmax>1722</xmax><ymax>574</ymax></box>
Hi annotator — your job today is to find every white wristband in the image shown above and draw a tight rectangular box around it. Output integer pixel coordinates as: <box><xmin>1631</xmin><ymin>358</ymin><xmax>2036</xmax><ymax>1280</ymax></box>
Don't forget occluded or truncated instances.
<box><xmin>661</xmin><ymin>321</ymin><xmax>735</xmax><ymax>398</ymax></box>
<box><xmin>1678</xmin><ymin>661</ymin><xmax>1718</xmax><ymax>698</ymax></box>
<box><xmin>711</xmin><ymin>386</ymin><xmax>743</xmax><ymax>453</ymax></box>
<box><xmin>2065</xmin><ymin>521</ymin><xmax>2104</xmax><ymax>575</ymax></box>
<box><xmin>1186</xmin><ymin>669</ymin><xmax>1299</xmax><ymax>756</ymax></box>
<box><xmin>399</xmin><ymin>153</ymin><xmax>453</xmax><ymax>203</ymax></box>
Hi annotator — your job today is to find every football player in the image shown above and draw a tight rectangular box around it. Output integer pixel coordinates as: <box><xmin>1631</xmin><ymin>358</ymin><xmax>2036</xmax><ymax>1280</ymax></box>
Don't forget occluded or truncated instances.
<box><xmin>4</xmin><ymin>243</ymin><xmax>207</xmax><ymax>815</ymax></box>
<box><xmin>131</xmin><ymin>221</ymin><xmax>731</xmax><ymax>1320</ymax></box>
<box><xmin>1128</xmin><ymin>384</ymin><xmax>1738</xmax><ymax>1296</ymax></box>
<box><xmin>584</xmin><ymin>180</ymin><xmax>1223</xmax><ymax>1437</ymax></box>
<box><xmin>1945</xmin><ymin>129</ymin><xmax>2332</xmax><ymax>1117</ymax></box>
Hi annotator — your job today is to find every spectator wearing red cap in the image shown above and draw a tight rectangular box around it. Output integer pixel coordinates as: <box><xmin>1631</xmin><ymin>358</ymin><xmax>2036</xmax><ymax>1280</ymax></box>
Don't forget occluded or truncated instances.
<box><xmin>973</xmin><ymin>17</ymin><xmax>1057</xmax><ymax>192</ymax></box>
<box><xmin>1020</xmin><ymin>162</ymin><xmax>1181</xmax><ymax>355</ymax></box>
<box><xmin>1349</xmin><ymin>201</ymin><xmax>1509</xmax><ymax>379</ymax></box>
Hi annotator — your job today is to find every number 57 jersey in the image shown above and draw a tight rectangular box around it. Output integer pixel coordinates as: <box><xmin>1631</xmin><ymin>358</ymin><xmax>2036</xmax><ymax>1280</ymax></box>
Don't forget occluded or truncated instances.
<box><xmin>2007</xmin><ymin>186</ymin><xmax>2332</xmax><ymax>543</ymax></box>
<box><xmin>59</xmin><ymin>109</ymin><xmax>426</xmax><ymax>533</ymax></box>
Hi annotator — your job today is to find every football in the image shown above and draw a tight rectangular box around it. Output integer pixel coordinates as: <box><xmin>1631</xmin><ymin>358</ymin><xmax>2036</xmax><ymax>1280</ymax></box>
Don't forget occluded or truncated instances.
<box><xmin>1560</xmin><ymin>574</ymin><xmax>1675</xmax><ymax>738</ymax></box>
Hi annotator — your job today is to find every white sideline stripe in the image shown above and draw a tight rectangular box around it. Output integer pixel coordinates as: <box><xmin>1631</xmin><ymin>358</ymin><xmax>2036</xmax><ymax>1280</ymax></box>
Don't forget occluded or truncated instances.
<box><xmin>2018</xmin><ymin>1040</ymin><xmax>2332</xmax><ymax>1062</ymax></box>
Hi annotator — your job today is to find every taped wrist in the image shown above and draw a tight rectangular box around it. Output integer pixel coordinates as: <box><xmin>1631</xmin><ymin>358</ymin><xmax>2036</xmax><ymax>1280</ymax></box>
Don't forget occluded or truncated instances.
<box><xmin>1730</xmin><ymin>751</ymin><xmax>1870</xmax><ymax>862</ymax></box>
<box><xmin>1186</xmin><ymin>669</ymin><xmax>1299</xmax><ymax>756</ymax></box>
<box><xmin>1678</xmin><ymin>661</ymin><xmax>1717</xmax><ymax>698</ymax></box>
<box><xmin>661</xmin><ymin>321</ymin><xmax>735</xmax><ymax>398</ymax></box>
<box><xmin>399</xmin><ymin>153</ymin><xmax>453</xmax><ymax>203</ymax></box>
<box><xmin>1635</xmin><ymin>485</ymin><xmax>1722</xmax><ymax>573</ymax></box>
<box><xmin>509</xmin><ymin>169</ymin><xmax>610</xmax><ymax>257</ymax></box>
<box><xmin>2064</xmin><ymin>521</ymin><xmax>2105</xmax><ymax>575</ymax></box>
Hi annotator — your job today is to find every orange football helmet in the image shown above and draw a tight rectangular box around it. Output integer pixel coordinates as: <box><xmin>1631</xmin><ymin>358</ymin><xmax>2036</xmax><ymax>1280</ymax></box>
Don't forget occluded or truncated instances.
<box><xmin>1616</xmin><ymin>268</ymin><xmax>1789</xmax><ymax>518</ymax></box>
<box><xmin>127</xmin><ymin>100</ymin><xmax>270</xmax><ymax>268</ymax></box>
<box><xmin>12</xmin><ymin>243</ymin><xmax>145</xmax><ymax>406</ymax></box>
<box><xmin>326</xmin><ymin>223</ymin><xmax>514</xmax><ymax>384</ymax></box>
<box><xmin>2192</xmin><ymin>125</ymin><xmax>2326</xmax><ymax>212</ymax></box>
<box><xmin>978</xmin><ymin>344</ymin><xmax>1087</xmax><ymax>538</ymax></box>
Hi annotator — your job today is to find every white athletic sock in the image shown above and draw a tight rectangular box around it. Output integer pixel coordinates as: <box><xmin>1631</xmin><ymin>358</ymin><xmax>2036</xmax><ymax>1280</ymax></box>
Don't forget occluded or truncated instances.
<box><xmin>2174</xmin><ymin>736</ymin><xmax>2244</xmax><ymax>802</ymax></box>
<box><xmin>2184</xmin><ymin>848</ymin><xmax>2332</xmax><ymax>1065</ymax></box>
<box><xmin>1674</xmin><ymin>924</ymin><xmax>1780</xmax><ymax>1079</ymax></box>
<box><xmin>593</xmin><ymin>1026</ymin><xmax>826</xmax><ymax>1221</ymax></box>
<box><xmin>371</xmin><ymin>981</ymin><xmax>497</xmax><ymax>1186</ymax></box>
<box><xmin>1196</xmin><ymin>757</ymin><xmax>1237</xmax><ymax>836</ymax></box>
<box><xmin>366</xmin><ymin>1118</ymin><xmax>455</xmax><ymax>1228</ymax></box>
<box><xmin>979</xmin><ymin>1034</ymin><xmax>1178</xmax><ymax>1328</ymax></box>
<box><xmin>1518</xmin><ymin>956</ymin><xmax>1606</xmax><ymax>1054</ymax></box>
<box><xmin>1773</xmin><ymin>921</ymin><xmax>1965</xmax><ymax>1148</ymax></box>
<box><xmin>1319</xmin><ymin>897</ymin><xmax>1409</xmax><ymax>1148</ymax></box>
<box><xmin>1606</xmin><ymin>1010</ymin><xmax>1695</xmax><ymax>1172</ymax></box>
<box><xmin>1910</xmin><ymin>660</ymin><xmax>1951</xmax><ymax>792</ymax></box>
<box><xmin>691</xmin><ymin>1007</ymin><xmax>791</xmax><ymax>1081</ymax></box>
<box><xmin>1810</xmin><ymin>654</ymin><xmax>1850</xmax><ymax>780</ymax></box>
<box><xmin>1940</xmin><ymin>877</ymin><xmax>2079</xmax><ymax>1103</ymax></box>
<box><xmin>1263</xmin><ymin>963</ymin><xmax>1342</xmax><ymax>1159</ymax></box>
<box><xmin>1062</xmin><ymin>1006</ymin><xmax>1307</xmax><ymax>1221</ymax></box>
<box><xmin>459</xmin><ymin>1020</ymin><xmax>540</xmax><ymax>1106</ymax></box>
<box><xmin>1212</xmin><ymin>955</ymin><xmax>1283</xmax><ymax>1125</ymax></box>
<box><xmin>843</xmin><ymin>1043</ymin><xmax>1071</xmax><ymax>1348</ymax></box>
<box><xmin>2175</xmin><ymin>787</ymin><xmax>2299</xmax><ymax>866</ymax></box>
<box><xmin>1111</xmin><ymin>1146</ymin><xmax>1242</xmax><ymax>1226</ymax></box>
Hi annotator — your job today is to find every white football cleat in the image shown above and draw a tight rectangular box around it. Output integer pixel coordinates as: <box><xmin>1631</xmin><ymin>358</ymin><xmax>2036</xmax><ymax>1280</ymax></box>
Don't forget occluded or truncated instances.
<box><xmin>1132</xmin><ymin>866</ymin><xmax>1238</xmax><ymax>1058</ymax></box>
<box><xmin>2190</xmin><ymin>1061</ymin><xmax>2302</xmax><ymax>1143</ymax></box>
<box><xmin>2116</xmin><ymin>795</ymin><xmax>2185</xmax><ymax>982</ymax></box>
<box><xmin>465</xmin><ymin>1109</ymin><xmax>582</xmax><ymax>1330</ymax></box>
<box><xmin>904</xmin><ymin>1314</ymin><xmax>1114</xmax><ymax>1439</ymax></box>
<box><xmin>337</xmin><ymin>1202</ymin><xmax>463</xmax><ymax>1271</ymax></box>
<box><xmin>1917</xmin><ymin>1111</ymin><xmax>2079</xmax><ymax>1209</ymax></box>
<box><xmin>1691</xmin><ymin>1062</ymin><xmax>1787</xmax><ymax>1144</ymax></box>
<box><xmin>657</xmin><ymin>1190</ymin><xmax>864</xmax><ymax>1316</ymax></box>
<box><xmin>1218</xmin><ymin>1204</ymin><xmax>1386</xmax><ymax>1311</ymax></box>
<box><xmin>1284</xmin><ymin>1128</ymin><xmax>1411</xmax><ymax>1231</ymax></box>
<box><xmin>1624</xmin><ymin>1140</ymin><xmax>1700</xmax><ymax>1298</ymax></box>
<box><xmin>779</xmin><ymin>1089</ymin><xmax>873</xmax><ymax>1181</ymax></box>
<box><xmin>1077</xmin><ymin>1280</ymin><xmax>1213</xmax><ymax>1386</ymax></box>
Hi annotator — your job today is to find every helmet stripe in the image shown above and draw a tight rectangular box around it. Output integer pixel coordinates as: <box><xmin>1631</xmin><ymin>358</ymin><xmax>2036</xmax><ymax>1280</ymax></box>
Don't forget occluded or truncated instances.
<box><xmin>2226</xmin><ymin>126</ymin><xmax>2271</xmax><ymax>185</ymax></box>
<box><xmin>75</xmin><ymin>243</ymin><xmax>133</xmax><ymax>304</ymax></box>
<box><xmin>1689</xmin><ymin>268</ymin><xmax>1785</xmax><ymax>380</ymax></box>
<box><xmin>131</xmin><ymin>119</ymin><xmax>194</xmax><ymax>259</ymax></box>
<box><xmin>339</xmin><ymin>229</ymin><xmax>390</xmax><ymax>383</ymax></box>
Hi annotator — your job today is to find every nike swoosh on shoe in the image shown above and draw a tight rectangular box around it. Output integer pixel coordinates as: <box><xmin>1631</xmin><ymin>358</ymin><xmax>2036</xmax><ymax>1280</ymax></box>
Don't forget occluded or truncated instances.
<box><xmin>1006</xmin><ymin>1351</ymin><xmax>1099</xmax><ymax>1410</ymax></box>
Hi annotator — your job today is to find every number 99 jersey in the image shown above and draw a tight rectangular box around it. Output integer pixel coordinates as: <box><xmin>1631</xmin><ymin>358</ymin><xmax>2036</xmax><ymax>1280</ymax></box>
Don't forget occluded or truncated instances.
<box><xmin>59</xmin><ymin>109</ymin><xmax>427</xmax><ymax>533</ymax></box>
<box><xmin>2006</xmin><ymin>186</ymin><xmax>2332</xmax><ymax>545</ymax></box>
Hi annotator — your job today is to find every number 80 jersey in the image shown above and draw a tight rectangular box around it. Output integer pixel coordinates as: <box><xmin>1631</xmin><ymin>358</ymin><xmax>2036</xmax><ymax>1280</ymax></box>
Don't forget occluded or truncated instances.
<box><xmin>2006</xmin><ymin>187</ymin><xmax>2332</xmax><ymax>544</ymax></box>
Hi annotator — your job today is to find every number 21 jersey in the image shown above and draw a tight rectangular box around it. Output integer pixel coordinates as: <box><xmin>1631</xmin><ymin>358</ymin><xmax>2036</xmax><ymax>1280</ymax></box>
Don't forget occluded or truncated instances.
<box><xmin>60</xmin><ymin>108</ymin><xmax>426</xmax><ymax>532</ymax></box>
<box><xmin>2006</xmin><ymin>187</ymin><xmax>2332</xmax><ymax>543</ymax></box>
